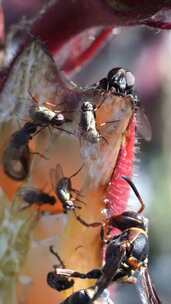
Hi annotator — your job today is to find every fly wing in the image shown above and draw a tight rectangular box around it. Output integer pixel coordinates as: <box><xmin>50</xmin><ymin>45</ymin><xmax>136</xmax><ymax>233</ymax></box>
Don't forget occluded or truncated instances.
<box><xmin>92</xmin><ymin>244</ymin><xmax>126</xmax><ymax>301</ymax></box>
<box><xmin>136</xmin><ymin>108</ymin><xmax>152</xmax><ymax>142</ymax></box>
<box><xmin>136</xmin><ymin>268</ymin><xmax>162</xmax><ymax>304</ymax></box>
<box><xmin>17</xmin><ymin>186</ymin><xmax>41</xmax><ymax>198</ymax></box>
<box><xmin>50</xmin><ymin>164</ymin><xmax>64</xmax><ymax>191</ymax></box>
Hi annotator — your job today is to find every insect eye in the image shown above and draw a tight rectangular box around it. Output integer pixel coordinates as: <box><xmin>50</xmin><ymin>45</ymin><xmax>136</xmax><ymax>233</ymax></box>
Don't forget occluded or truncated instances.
<box><xmin>56</xmin><ymin>113</ymin><xmax>64</xmax><ymax>121</ymax></box>
<box><xmin>125</xmin><ymin>71</ymin><xmax>135</xmax><ymax>88</ymax></box>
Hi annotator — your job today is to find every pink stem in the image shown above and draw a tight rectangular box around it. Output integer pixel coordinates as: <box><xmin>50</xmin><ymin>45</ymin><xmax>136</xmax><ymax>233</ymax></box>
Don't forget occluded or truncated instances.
<box><xmin>62</xmin><ymin>28</ymin><xmax>112</xmax><ymax>74</ymax></box>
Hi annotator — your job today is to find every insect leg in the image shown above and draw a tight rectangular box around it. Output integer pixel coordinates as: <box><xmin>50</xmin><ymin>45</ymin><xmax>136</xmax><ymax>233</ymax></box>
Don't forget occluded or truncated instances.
<box><xmin>73</xmin><ymin>211</ymin><xmax>102</xmax><ymax>228</ymax></box>
<box><xmin>31</xmin><ymin>151</ymin><xmax>49</xmax><ymax>160</ymax></box>
<box><xmin>99</xmin><ymin>119</ymin><xmax>119</xmax><ymax>127</ymax></box>
<box><xmin>122</xmin><ymin>176</ymin><xmax>145</xmax><ymax>213</ymax></box>
<box><xmin>55</xmin><ymin>268</ymin><xmax>101</xmax><ymax>280</ymax></box>
<box><xmin>49</xmin><ymin>245</ymin><xmax>65</xmax><ymax>268</ymax></box>
<box><xmin>54</xmin><ymin>126</ymin><xmax>76</xmax><ymax>137</ymax></box>
<box><xmin>69</xmin><ymin>163</ymin><xmax>84</xmax><ymax>179</ymax></box>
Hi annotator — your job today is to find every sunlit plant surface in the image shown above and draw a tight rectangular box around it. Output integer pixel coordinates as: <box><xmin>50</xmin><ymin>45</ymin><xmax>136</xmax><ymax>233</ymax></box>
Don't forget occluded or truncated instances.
<box><xmin>0</xmin><ymin>1</ymin><xmax>171</xmax><ymax>304</ymax></box>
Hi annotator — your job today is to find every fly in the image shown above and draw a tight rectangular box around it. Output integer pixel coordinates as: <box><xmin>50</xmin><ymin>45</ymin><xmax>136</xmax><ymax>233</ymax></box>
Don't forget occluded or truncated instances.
<box><xmin>49</xmin><ymin>163</ymin><xmax>85</xmax><ymax>213</ymax></box>
<box><xmin>79</xmin><ymin>101</ymin><xmax>118</xmax><ymax>144</ymax></box>
<box><xmin>96</xmin><ymin>67</ymin><xmax>152</xmax><ymax>141</ymax></box>
<box><xmin>18</xmin><ymin>186</ymin><xmax>56</xmax><ymax>210</ymax></box>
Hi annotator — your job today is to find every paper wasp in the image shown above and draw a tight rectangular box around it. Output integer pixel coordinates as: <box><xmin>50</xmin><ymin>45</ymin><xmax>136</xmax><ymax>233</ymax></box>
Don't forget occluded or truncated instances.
<box><xmin>48</xmin><ymin>177</ymin><xmax>161</xmax><ymax>304</ymax></box>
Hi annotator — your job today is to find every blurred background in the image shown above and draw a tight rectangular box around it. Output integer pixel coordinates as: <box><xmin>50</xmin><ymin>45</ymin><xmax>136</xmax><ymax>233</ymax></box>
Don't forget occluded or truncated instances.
<box><xmin>2</xmin><ymin>1</ymin><xmax>171</xmax><ymax>303</ymax></box>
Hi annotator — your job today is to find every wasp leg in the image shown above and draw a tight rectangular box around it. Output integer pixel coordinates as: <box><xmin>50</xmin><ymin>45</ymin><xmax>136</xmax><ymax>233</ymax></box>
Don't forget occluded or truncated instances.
<box><xmin>49</xmin><ymin>245</ymin><xmax>65</xmax><ymax>269</ymax></box>
<box><xmin>73</xmin><ymin>211</ymin><xmax>102</xmax><ymax>228</ymax></box>
<box><xmin>55</xmin><ymin>268</ymin><xmax>102</xmax><ymax>280</ymax></box>
<box><xmin>100</xmin><ymin>224</ymin><xmax>111</xmax><ymax>244</ymax></box>
<box><xmin>54</xmin><ymin>126</ymin><xmax>76</xmax><ymax>137</ymax></box>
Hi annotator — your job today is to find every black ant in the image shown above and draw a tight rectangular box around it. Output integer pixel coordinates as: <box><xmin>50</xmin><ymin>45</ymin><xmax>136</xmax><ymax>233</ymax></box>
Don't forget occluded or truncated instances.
<box><xmin>2</xmin><ymin>122</ymin><xmax>45</xmax><ymax>180</ymax></box>
<box><xmin>28</xmin><ymin>92</ymin><xmax>73</xmax><ymax>136</ymax></box>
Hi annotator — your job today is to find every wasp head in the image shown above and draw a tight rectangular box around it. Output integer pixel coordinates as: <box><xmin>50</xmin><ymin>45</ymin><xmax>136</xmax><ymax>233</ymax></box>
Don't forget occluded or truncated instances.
<box><xmin>47</xmin><ymin>271</ymin><xmax>74</xmax><ymax>291</ymax></box>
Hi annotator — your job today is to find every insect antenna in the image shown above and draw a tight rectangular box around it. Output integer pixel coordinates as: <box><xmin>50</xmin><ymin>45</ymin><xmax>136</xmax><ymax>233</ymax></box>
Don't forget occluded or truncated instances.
<box><xmin>73</xmin><ymin>210</ymin><xmax>101</xmax><ymax>228</ymax></box>
<box><xmin>69</xmin><ymin>164</ymin><xmax>84</xmax><ymax>179</ymax></box>
<box><xmin>122</xmin><ymin>176</ymin><xmax>145</xmax><ymax>213</ymax></box>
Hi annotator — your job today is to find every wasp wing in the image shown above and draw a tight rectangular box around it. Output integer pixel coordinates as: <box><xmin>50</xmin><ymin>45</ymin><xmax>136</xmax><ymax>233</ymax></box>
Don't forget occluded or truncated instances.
<box><xmin>136</xmin><ymin>268</ymin><xmax>162</xmax><ymax>304</ymax></box>
<box><xmin>136</xmin><ymin>108</ymin><xmax>152</xmax><ymax>142</ymax></box>
<box><xmin>92</xmin><ymin>243</ymin><xmax>126</xmax><ymax>301</ymax></box>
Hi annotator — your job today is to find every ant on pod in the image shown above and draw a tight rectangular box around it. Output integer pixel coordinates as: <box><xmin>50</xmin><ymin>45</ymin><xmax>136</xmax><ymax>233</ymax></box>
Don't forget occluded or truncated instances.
<box><xmin>2</xmin><ymin>122</ymin><xmax>45</xmax><ymax>181</ymax></box>
<box><xmin>47</xmin><ymin>177</ymin><xmax>161</xmax><ymax>304</ymax></box>
<box><xmin>96</xmin><ymin>67</ymin><xmax>152</xmax><ymax>141</ymax></box>
<box><xmin>28</xmin><ymin>91</ymin><xmax>73</xmax><ymax>135</ymax></box>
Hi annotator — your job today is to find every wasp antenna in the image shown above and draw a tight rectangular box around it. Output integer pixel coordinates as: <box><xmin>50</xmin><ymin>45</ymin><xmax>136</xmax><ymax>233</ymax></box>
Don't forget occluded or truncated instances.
<box><xmin>49</xmin><ymin>245</ymin><xmax>65</xmax><ymax>268</ymax></box>
<box><xmin>122</xmin><ymin>176</ymin><xmax>145</xmax><ymax>213</ymax></box>
<box><xmin>69</xmin><ymin>164</ymin><xmax>84</xmax><ymax>179</ymax></box>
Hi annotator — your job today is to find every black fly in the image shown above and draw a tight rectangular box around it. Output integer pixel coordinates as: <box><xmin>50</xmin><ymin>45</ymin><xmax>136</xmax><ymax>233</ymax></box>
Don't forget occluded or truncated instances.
<box><xmin>50</xmin><ymin>164</ymin><xmax>85</xmax><ymax>213</ymax></box>
<box><xmin>79</xmin><ymin>101</ymin><xmax>101</xmax><ymax>144</ymax></box>
<box><xmin>79</xmin><ymin>101</ymin><xmax>118</xmax><ymax>144</ymax></box>
<box><xmin>97</xmin><ymin>67</ymin><xmax>135</xmax><ymax>96</ymax></box>
<box><xmin>2</xmin><ymin>122</ymin><xmax>41</xmax><ymax>180</ymax></box>
<box><xmin>96</xmin><ymin>67</ymin><xmax>152</xmax><ymax>141</ymax></box>
<box><xmin>18</xmin><ymin>186</ymin><xmax>56</xmax><ymax>210</ymax></box>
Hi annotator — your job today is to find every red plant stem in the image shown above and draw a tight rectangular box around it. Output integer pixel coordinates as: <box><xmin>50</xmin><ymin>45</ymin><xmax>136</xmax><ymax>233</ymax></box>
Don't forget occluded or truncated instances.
<box><xmin>0</xmin><ymin>5</ymin><xmax>4</xmax><ymax>45</ymax></box>
<box><xmin>143</xmin><ymin>19</ymin><xmax>171</xmax><ymax>29</ymax></box>
<box><xmin>62</xmin><ymin>28</ymin><xmax>112</xmax><ymax>74</ymax></box>
<box><xmin>31</xmin><ymin>0</ymin><xmax>170</xmax><ymax>53</ymax></box>
<box><xmin>105</xmin><ymin>115</ymin><xmax>136</xmax><ymax>217</ymax></box>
